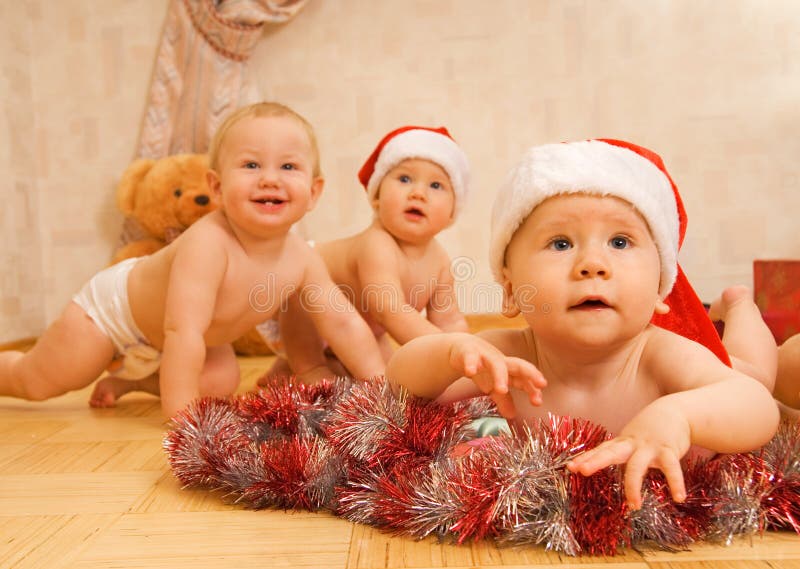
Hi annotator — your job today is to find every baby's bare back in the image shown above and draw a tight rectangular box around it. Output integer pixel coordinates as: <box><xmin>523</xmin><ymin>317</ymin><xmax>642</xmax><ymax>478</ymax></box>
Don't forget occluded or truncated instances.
<box><xmin>126</xmin><ymin>212</ymin><xmax>310</xmax><ymax>349</ymax></box>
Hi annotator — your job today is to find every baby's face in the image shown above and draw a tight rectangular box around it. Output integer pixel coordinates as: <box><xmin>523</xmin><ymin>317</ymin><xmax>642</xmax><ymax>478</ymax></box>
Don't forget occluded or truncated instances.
<box><xmin>372</xmin><ymin>158</ymin><xmax>455</xmax><ymax>243</ymax></box>
<box><xmin>209</xmin><ymin>115</ymin><xmax>322</xmax><ymax>236</ymax></box>
<box><xmin>502</xmin><ymin>193</ymin><xmax>664</xmax><ymax>348</ymax></box>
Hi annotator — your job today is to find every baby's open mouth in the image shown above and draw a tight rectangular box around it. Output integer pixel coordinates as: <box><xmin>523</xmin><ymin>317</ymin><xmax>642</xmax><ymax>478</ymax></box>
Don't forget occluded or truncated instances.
<box><xmin>571</xmin><ymin>298</ymin><xmax>611</xmax><ymax>309</ymax></box>
<box><xmin>255</xmin><ymin>198</ymin><xmax>285</xmax><ymax>205</ymax></box>
<box><xmin>405</xmin><ymin>207</ymin><xmax>424</xmax><ymax>217</ymax></box>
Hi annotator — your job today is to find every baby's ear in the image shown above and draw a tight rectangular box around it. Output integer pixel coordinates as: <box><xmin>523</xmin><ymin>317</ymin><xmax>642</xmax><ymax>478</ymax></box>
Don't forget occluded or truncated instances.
<box><xmin>307</xmin><ymin>176</ymin><xmax>325</xmax><ymax>211</ymax></box>
<box><xmin>653</xmin><ymin>298</ymin><xmax>670</xmax><ymax>315</ymax></box>
<box><xmin>206</xmin><ymin>169</ymin><xmax>221</xmax><ymax>198</ymax></box>
<box><xmin>500</xmin><ymin>268</ymin><xmax>521</xmax><ymax>318</ymax></box>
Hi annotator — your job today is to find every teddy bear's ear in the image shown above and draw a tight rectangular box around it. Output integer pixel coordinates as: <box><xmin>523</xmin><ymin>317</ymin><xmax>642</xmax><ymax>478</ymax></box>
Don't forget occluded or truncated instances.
<box><xmin>117</xmin><ymin>158</ymin><xmax>156</xmax><ymax>215</ymax></box>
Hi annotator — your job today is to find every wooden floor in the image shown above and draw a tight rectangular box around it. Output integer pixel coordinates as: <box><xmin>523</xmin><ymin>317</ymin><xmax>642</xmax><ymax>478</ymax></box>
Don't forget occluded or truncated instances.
<box><xmin>3</xmin><ymin>317</ymin><xmax>800</xmax><ymax>568</ymax></box>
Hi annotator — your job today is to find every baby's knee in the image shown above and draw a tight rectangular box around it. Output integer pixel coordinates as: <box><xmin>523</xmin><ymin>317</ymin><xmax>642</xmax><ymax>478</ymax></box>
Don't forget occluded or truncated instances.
<box><xmin>199</xmin><ymin>345</ymin><xmax>240</xmax><ymax>397</ymax></box>
<box><xmin>19</xmin><ymin>372</ymin><xmax>64</xmax><ymax>402</ymax></box>
<box><xmin>732</xmin><ymin>356</ymin><xmax>776</xmax><ymax>392</ymax></box>
<box><xmin>200</xmin><ymin>370</ymin><xmax>240</xmax><ymax>398</ymax></box>
<box><xmin>3</xmin><ymin>353</ymin><xmax>62</xmax><ymax>401</ymax></box>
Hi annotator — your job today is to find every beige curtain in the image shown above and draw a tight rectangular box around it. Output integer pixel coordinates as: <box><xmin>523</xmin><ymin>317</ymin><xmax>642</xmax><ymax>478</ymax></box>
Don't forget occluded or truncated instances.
<box><xmin>136</xmin><ymin>0</ymin><xmax>309</xmax><ymax>159</ymax></box>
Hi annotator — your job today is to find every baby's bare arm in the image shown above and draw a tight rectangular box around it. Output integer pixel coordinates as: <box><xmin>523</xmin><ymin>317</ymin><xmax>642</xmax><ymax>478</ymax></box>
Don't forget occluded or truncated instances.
<box><xmin>386</xmin><ymin>332</ymin><xmax>545</xmax><ymax>419</ymax></box>
<box><xmin>356</xmin><ymin>241</ymin><xmax>444</xmax><ymax>343</ymax></box>
<box><xmin>426</xmin><ymin>259</ymin><xmax>468</xmax><ymax>333</ymax></box>
<box><xmin>386</xmin><ymin>334</ymin><xmax>468</xmax><ymax>399</ymax></box>
<box><xmin>650</xmin><ymin>330</ymin><xmax>779</xmax><ymax>452</ymax></box>
<box><xmin>277</xmin><ymin>296</ymin><xmax>330</xmax><ymax>375</ymax></box>
<box><xmin>159</xmin><ymin>234</ymin><xmax>226</xmax><ymax>418</ymax></box>
<box><xmin>301</xmin><ymin>251</ymin><xmax>385</xmax><ymax>379</ymax></box>
<box><xmin>569</xmin><ymin>329</ymin><xmax>779</xmax><ymax>509</ymax></box>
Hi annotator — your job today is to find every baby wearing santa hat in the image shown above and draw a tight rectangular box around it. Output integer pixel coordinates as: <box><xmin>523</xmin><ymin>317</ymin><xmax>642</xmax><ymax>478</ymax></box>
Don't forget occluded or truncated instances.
<box><xmin>386</xmin><ymin>138</ymin><xmax>779</xmax><ymax>510</ymax></box>
<box><xmin>261</xmin><ymin>125</ymin><xmax>472</xmax><ymax>384</ymax></box>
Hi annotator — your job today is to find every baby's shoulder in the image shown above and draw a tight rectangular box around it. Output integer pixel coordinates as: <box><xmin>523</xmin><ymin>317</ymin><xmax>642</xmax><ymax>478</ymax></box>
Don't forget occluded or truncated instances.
<box><xmin>349</xmin><ymin>226</ymin><xmax>403</xmax><ymax>263</ymax></box>
<box><xmin>170</xmin><ymin>212</ymin><xmax>229</xmax><ymax>255</ymax></box>
<box><xmin>639</xmin><ymin>325</ymin><xmax>724</xmax><ymax>390</ymax></box>
<box><xmin>478</xmin><ymin>326</ymin><xmax>533</xmax><ymax>360</ymax></box>
<box><xmin>283</xmin><ymin>231</ymin><xmax>316</xmax><ymax>255</ymax></box>
<box><xmin>640</xmin><ymin>324</ymin><xmax>703</xmax><ymax>359</ymax></box>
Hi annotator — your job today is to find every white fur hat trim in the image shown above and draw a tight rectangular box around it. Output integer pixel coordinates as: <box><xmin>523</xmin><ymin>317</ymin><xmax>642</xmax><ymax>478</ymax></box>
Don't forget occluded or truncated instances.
<box><xmin>489</xmin><ymin>140</ymin><xmax>679</xmax><ymax>297</ymax></box>
<box><xmin>364</xmin><ymin>129</ymin><xmax>470</xmax><ymax>218</ymax></box>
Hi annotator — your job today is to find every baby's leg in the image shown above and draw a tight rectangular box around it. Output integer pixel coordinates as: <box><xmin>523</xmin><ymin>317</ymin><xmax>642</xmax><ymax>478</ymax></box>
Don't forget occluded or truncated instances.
<box><xmin>774</xmin><ymin>334</ymin><xmax>800</xmax><ymax>409</ymax></box>
<box><xmin>377</xmin><ymin>333</ymin><xmax>395</xmax><ymax>362</ymax></box>
<box><xmin>0</xmin><ymin>302</ymin><xmax>116</xmax><ymax>401</ymax></box>
<box><xmin>708</xmin><ymin>285</ymin><xmax>777</xmax><ymax>390</ymax></box>
<box><xmin>258</xmin><ymin>299</ymin><xmax>328</xmax><ymax>386</ymax></box>
<box><xmin>91</xmin><ymin>344</ymin><xmax>239</xmax><ymax>408</ymax></box>
<box><xmin>262</xmin><ymin>357</ymin><xmax>293</xmax><ymax>382</ymax></box>
<box><xmin>260</xmin><ymin>356</ymin><xmax>345</xmax><ymax>385</ymax></box>
<box><xmin>198</xmin><ymin>343</ymin><xmax>240</xmax><ymax>397</ymax></box>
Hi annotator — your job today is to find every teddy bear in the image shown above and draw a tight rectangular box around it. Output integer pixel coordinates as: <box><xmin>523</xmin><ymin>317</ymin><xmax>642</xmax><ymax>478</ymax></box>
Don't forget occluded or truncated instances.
<box><xmin>112</xmin><ymin>153</ymin><xmax>217</xmax><ymax>264</ymax></box>
<box><xmin>112</xmin><ymin>152</ymin><xmax>274</xmax><ymax>356</ymax></box>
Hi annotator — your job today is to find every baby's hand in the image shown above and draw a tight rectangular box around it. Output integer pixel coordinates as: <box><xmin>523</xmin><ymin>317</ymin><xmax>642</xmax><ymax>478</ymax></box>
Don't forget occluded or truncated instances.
<box><xmin>566</xmin><ymin>402</ymin><xmax>691</xmax><ymax>510</ymax></box>
<box><xmin>448</xmin><ymin>336</ymin><xmax>546</xmax><ymax>418</ymax></box>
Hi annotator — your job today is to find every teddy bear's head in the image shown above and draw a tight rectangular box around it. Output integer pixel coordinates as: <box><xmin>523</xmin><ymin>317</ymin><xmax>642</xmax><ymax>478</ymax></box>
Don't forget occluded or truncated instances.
<box><xmin>117</xmin><ymin>153</ymin><xmax>217</xmax><ymax>242</ymax></box>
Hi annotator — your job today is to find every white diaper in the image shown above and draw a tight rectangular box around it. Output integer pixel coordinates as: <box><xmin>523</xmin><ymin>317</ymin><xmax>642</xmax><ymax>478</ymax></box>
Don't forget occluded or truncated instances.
<box><xmin>72</xmin><ymin>257</ymin><xmax>161</xmax><ymax>380</ymax></box>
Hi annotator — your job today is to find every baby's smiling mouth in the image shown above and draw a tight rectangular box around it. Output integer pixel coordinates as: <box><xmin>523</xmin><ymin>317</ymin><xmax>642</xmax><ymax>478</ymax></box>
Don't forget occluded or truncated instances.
<box><xmin>255</xmin><ymin>197</ymin><xmax>285</xmax><ymax>205</ymax></box>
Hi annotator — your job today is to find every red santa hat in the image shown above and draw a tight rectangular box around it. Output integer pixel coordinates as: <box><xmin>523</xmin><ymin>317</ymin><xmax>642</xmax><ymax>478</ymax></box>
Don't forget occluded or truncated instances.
<box><xmin>358</xmin><ymin>126</ymin><xmax>470</xmax><ymax>218</ymax></box>
<box><xmin>489</xmin><ymin>138</ymin><xmax>730</xmax><ymax>365</ymax></box>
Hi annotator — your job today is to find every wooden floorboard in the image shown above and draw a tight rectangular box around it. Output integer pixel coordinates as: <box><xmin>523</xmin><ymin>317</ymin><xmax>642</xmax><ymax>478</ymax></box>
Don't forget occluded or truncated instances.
<box><xmin>2</xmin><ymin>317</ymin><xmax>800</xmax><ymax>568</ymax></box>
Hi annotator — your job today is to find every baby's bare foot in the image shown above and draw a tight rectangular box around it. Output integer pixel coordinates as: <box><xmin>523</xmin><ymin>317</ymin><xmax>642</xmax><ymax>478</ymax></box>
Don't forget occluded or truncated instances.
<box><xmin>89</xmin><ymin>376</ymin><xmax>131</xmax><ymax>408</ymax></box>
<box><xmin>708</xmin><ymin>285</ymin><xmax>752</xmax><ymax>322</ymax></box>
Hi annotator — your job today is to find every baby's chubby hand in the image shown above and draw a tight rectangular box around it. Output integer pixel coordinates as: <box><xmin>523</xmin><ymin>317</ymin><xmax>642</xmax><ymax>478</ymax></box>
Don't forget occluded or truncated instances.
<box><xmin>448</xmin><ymin>335</ymin><xmax>546</xmax><ymax>418</ymax></box>
<box><xmin>566</xmin><ymin>401</ymin><xmax>691</xmax><ymax>510</ymax></box>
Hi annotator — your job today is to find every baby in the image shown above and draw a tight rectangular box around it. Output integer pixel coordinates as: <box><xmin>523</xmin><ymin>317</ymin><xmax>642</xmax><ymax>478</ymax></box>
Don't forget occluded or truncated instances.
<box><xmin>387</xmin><ymin>139</ymin><xmax>780</xmax><ymax>509</ymax></box>
<box><xmin>0</xmin><ymin>102</ymin><xmax>385</xmax><ymax>418</ymax></box>
<box><xmin>261</xmin><ymin>125</ymin><xmax>470</xmax><ymax>383</ymax></box>
<box><xmin>774</xmin><ymin>334</ymin><xmax>800</xmax><ymax>412</ymax></box>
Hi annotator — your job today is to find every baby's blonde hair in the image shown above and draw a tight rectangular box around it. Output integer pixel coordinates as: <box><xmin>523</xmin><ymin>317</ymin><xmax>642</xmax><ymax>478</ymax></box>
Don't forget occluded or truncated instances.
<box><xmin>208</xmin><ymin>101</ymin><xmax>321</xmax><ymax>177</ymax></box>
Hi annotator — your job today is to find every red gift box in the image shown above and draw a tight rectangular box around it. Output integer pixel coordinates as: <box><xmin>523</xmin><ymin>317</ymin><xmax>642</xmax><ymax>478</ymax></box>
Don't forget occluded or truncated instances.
<box><xmin>753</xmin><ymin>260</ymin><xmax>800</xmax><ymax>345</ymax></box>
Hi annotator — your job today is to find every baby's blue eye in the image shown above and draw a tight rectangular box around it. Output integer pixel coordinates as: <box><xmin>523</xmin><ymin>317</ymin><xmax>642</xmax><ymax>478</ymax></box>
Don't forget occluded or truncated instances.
<box><xmin>550</xmin><ymin>238</ymin><xmax>571</xmax><ymax>251</ymax></box>
<box><xmin>610</xmin><ymin>236</ymin><xmax>629</xmax><ymax>249</ymax></box>
<box><xmin>399</xmin><ymin>174</ymin><xmax>411</xmax><ymax>183</ymax></box>
<box><xmin>281</xmin><ymin>163</ymin><xmax>295</xmax><ymax>170</ymax></box>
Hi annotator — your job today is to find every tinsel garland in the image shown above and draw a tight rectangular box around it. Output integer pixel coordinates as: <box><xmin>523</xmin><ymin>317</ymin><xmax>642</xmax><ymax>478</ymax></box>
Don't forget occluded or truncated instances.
<box><xmin>163</xmin><ymin>376</ymin><xmax>800</xmax><ymax>556</ymax></box>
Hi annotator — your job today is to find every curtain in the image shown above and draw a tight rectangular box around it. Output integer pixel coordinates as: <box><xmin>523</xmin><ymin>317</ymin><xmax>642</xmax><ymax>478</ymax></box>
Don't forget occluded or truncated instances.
<box><xmin>136</xmin><ymin>0</ymin><xmax>308</xmax><ymax>159</ymax></box>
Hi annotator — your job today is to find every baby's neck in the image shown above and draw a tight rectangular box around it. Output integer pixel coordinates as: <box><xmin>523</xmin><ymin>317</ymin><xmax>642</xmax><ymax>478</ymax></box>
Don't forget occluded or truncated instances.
<box><xmin>221</xmin><ymin>211</ymin><xmax>290</xmax><ymax>257</ymax></box>
<box><xmin>371</xmin><ymin>219</ymin><xmax>434</xmax><ymax>258</ymax></box>
<box><xmin>531</xmin><ymin>330</ymin><xmax>648</xmax><ymax>391</ymax></box>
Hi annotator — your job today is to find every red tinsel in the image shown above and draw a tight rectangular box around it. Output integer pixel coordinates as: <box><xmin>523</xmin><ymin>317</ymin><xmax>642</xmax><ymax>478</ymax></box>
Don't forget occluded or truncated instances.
<box><xmin>164</xmin><ymin>375</ymin><xmax>800</xmax><ymax>556</ymax></box>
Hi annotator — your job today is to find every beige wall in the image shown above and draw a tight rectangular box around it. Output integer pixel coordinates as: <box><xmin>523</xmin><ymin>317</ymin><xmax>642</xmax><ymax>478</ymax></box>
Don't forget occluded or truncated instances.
<box><xmin>0</xmin><ymin>1</ymin><xmax>163</xmax><ymax>342</ymax></box>
<box><xmin>2</xmin><ymin>0</ymin><xmax>799</xmax><ymax>342</ymax></box>
<box><xmin>2</xmin><ymin>2</ymin><xmax>42</xmax><ymax>341</ymax></box>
